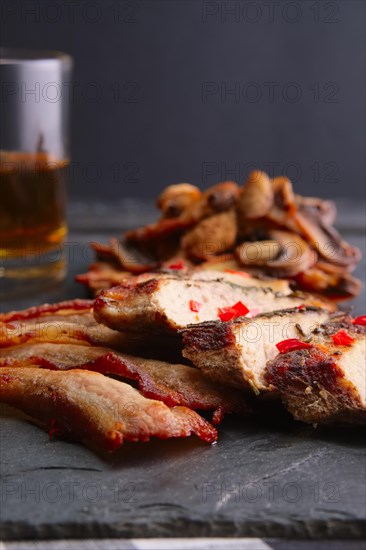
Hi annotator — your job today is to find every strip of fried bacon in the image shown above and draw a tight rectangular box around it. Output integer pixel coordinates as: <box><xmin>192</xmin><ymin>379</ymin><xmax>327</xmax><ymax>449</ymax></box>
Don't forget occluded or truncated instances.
<box><xmin>0</xmin><ymin>299</ymin><xmax>93</xmax><ymax>323</ymax></box>
<box><xmin>1</xmin><ymin>342</ymin><xmax>250</xmax><ymax>424</ymax></box>
<box><xmin>0</xmin><ymin>301</ymin><xmax>182</xmax><ymax>361</ymax></box>
<box><xmin>0</xmin><ymin>367</ymin><xmax>217</xmax><ymax>450</ymax></box>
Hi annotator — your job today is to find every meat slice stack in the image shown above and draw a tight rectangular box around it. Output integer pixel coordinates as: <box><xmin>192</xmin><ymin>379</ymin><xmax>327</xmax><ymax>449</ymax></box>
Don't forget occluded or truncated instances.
<box><xmin>94</xmin><ymin>274</ymin><xmax>365</xmax><ymax>425</ymax></box>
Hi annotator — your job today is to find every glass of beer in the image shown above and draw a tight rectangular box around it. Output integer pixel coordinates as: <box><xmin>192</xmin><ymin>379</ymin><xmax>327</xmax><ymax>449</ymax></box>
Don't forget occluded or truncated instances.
<box><xmin>0</xmin><ymin>49</ymin><xmax>72</xmax><ymax>298</ymax></box>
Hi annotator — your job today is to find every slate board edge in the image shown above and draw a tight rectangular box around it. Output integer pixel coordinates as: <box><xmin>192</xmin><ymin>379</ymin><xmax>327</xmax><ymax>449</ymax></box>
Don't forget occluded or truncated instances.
<box><xmin>1</xmin><ymin>516</ymin><xmax>366</xmax><ymax>541</ymax></box>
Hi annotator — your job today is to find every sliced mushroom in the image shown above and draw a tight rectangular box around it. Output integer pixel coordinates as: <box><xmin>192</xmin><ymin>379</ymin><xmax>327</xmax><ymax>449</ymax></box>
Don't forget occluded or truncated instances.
<box><xmin>316</xmin><ymin>260</ymin><xmax>354</xmax><ymax>275</ymax></box>
<box><xmin>236</xmin><ymin>230</ymin><xmax>317</xmax><ymax>277</ymax></box>
<box><xmin>272</xmin><ymin>176</ymin><xmax>296</xmax><ymax>211</ymax></box>
<box><xmin>157</xmin><ymin>183</ymin><xmax>201</xmax><ymax>219</ymax></box>
<box><xmin>235</xmin><ymin>240</ymin><xmax>281</xmax><ymax>266</ymax></box>
<box><xmin>91</xmin><ymin>241</ymin><xmax>122</xmax><ymax>267</ymax></box>
<box><xmin>102</xmin><ymin>238</ymin><xmax>159</xmax><ymax>273</ymax></box>
<box><xmin>292</xmin><ymin>210</ymin><xmax>361</xmax><ymax>268</ymax></box>
<box><xmin>264</xmin><ymin>176</ymin><xmax>298</xmax><ymax>231</ymax></box>
<box><xmin>181</xmin><ymin>210</ymin><xmax>238</xmax><ymax>260</ymax></box>
<box><xmin>237</xmin><ymin>171</ymin><xmax>274</xmax><ymax>219</ymax></box>
<box><xmin>295</xmin><ymin>265</ymin><xmax>362</xmax><ymax>300</ymax></box>
<box><xmin>295</xmin><ymin>195</ymin><xmax>337</xmax><ymax>226</ymax></box>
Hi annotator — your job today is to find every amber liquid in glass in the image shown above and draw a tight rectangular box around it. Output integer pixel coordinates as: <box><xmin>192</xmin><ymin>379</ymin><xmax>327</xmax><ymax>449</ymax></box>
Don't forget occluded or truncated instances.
<box><xmin>0</xmin><ymin>151</ymin><xmax>68</xmax><ymax>289</ymax></box>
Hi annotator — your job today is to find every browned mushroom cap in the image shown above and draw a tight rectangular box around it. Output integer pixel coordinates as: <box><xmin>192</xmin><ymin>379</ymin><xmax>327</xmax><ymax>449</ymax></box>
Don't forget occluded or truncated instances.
<box><xmin>292</xmin><ymin>210</ymin><xmax>361</xmax><ymax>268</ymax></box>
<box><xmin>272</xmin><ymin>176</ymin><xmax>296</xmax><ymax>211</ymax></box>
<box><xmin>235</xmin><ymin>229</ymin><xmax>317</xmax><ymax>277</ymax></box>
<box><xmin>237</xmin><ymin>170</ymin><xmax>274</xmax><ymax>219</ymax></box>
<box><xmin>181</xmin><ymin>210</ymin><xmax>238</xmax><ymax>260</ymax></box>
<box><xmin>295</xmin><ymin>195</ymin><xmax>337</xmax><ymax>226</ymax></box>
<box><xmin>197</xmin><ymin>181</ymin><xmax>240</xmax><ymax>218</ymax></box>
<box><xmin>157</xmin><ymin>183</ymin><xmax>201</xmax><ymax>218</ymax></box>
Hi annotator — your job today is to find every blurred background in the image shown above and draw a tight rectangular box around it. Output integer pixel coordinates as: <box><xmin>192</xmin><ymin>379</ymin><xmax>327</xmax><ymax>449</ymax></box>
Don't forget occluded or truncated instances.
<box><xmin>1</xmin><ymin>0</ymin><xmax>365</xmax><ymax>200</ymax></box>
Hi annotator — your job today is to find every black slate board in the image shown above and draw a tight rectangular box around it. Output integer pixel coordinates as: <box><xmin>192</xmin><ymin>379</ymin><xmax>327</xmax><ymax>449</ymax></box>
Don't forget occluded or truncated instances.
<box><xmin>1</xmin><ymin>209</ymin><xmax>365</xmax><ymax>541</ymax></box>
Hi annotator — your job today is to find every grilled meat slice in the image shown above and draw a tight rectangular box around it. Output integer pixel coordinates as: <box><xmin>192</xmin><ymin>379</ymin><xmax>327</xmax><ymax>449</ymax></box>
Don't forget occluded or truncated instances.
<box><xmin>181</xmin><ymin>307</ymin><xmax>331</xmax><ymax>393</ymax></box>
<box><xmin>94</xmin><ymin>277</ymin><xmax>332</xmax><ymax>334</ymax></box>
<box><xmin>265</xmin><ymin>315</ymin><xmax>366</xmax><ymax>425</ymax></box>
<box><xmin>1</xmin><ymin>343</ymin><xmax>250</xmax><ymax>424</ymax></box>
<box><xmin>0</xmin><ymin>367</ymin><xmax>217</xmax><ymax>450</ymax></box>
<box><xmin>76</xmin><ymin>261</ymin><xmax>295</xmax><ymax>296</ymax></box>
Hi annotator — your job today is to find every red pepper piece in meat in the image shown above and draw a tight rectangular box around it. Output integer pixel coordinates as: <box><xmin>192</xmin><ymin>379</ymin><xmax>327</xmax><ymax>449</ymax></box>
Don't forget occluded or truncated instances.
<box><xmin>217</xmin><ymin>301</ymin><xmax>249</xmax><ymax>322</ymax></box>
<box><xmin>332</xmin><ymin>330</ymin><xmax>355</xmax><ymax>346</ymax></box>
<box><xmin>217</xmin><ymin>307</ymin><xmax>236</xmax><ymax>322</ymax></box>
<box><xmin>232</xmin><ymin>301</ymin><xmax>249</xmax><ymax>317</ymax></box>
<box><xmin>352</xmin><ymin>315</ymin><xmax>366</xmax><ymax>326</ymax></box>
<box><xmin>276</xmin><ymin>338</ymin><xmax>312</xmax><ymax>354</ymax></box>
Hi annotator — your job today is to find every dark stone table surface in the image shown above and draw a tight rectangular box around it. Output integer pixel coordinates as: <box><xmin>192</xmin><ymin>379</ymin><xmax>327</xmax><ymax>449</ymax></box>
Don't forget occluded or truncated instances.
<box><xmin>0</xmin><ymin>201</ymin><xmax>365</xmax><ymax>541</ymax></box>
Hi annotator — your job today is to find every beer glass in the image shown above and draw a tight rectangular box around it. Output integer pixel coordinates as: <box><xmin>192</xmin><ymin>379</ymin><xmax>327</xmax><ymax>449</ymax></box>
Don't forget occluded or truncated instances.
<box><xmin>0</xmin><ymin>49</ymin><xmax>72</xmax><ymax>298</ymax></box>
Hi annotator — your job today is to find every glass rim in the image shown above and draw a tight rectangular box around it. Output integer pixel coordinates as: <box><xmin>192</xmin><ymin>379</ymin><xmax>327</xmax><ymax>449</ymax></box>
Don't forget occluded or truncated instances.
<box><xmin>0</xmin><ymin>48</ymin><xmax>72</xmax><ymax>67</ymax></box>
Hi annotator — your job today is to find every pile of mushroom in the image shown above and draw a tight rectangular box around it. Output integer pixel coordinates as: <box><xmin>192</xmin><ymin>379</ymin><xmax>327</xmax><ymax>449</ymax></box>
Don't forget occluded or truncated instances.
<box><xmin>78</xmin><ymin>171</ymin><xmax>361</xmax><ymax>300</ymax></box>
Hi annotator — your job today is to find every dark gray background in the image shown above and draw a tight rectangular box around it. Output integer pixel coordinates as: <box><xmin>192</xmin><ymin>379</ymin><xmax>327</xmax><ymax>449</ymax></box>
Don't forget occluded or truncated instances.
<box><xmin>1</xmin><ymin>0</ymin><xmax>365</xmax><ymax>200</ymax></box>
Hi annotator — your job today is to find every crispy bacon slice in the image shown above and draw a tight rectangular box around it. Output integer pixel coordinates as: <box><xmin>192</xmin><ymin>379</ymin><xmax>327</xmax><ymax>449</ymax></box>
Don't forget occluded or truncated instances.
<box><xmin>0</xmin><ymin>310</ymin><xmax>131</xmax><ymax>350</ymax></box>
<box><xmin>0</xmin><ymin>301</ymin><xmax>183</xmax><ymax>360</ymax></box>
<box><xmin>265</xmin><ymin>315</ymin><xmax>366</xmax><ymax>425</ymax></box>
<box><xmin>0</xmin><ymin>299</ymin><xmax>93</xmax><ymax>323</ymax></box>
<box><xmin>0</xmin><ymin>367</ymin><xmax>217</xmax><ymax>450</ymax></box>
<box><xmin>1</xmin><ymin>343</ymin><xmax>250</xmax><ymax>424</ymax></box>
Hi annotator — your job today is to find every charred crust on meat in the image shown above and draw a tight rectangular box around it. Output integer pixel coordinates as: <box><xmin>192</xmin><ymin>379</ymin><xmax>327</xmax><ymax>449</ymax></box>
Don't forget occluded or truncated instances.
<box><xmin>317</xmin><ymin>314</ymin><xmax>366</xmax><ymax>337</ymax></box>
<box><xmin>265</xmin><ymin>347</ymin><xmax>345</xmax><ymax>394</ymax></box>
<box><xmin>265</xmin><ymin>342</ymin><xmax>366</xmax><ymax>425</ymax></box>
<box><xmin>181</xmin><ymin>306</ymin><xmax>325</xmax><ymax>351</ymax></box>
<box><xmin>99</xmin><ymin>278</ymin><xmax>160</xmax><ymax>302</ymax></box>
<box><xmin>252</xmin><ymin>306</ymin><xmax>322</xmax><ymax>320</ymax></box>
<box><xmin>181</xmin><ymin>321</ymin><xmax>235</xmax><ymax>351</ymax></box>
